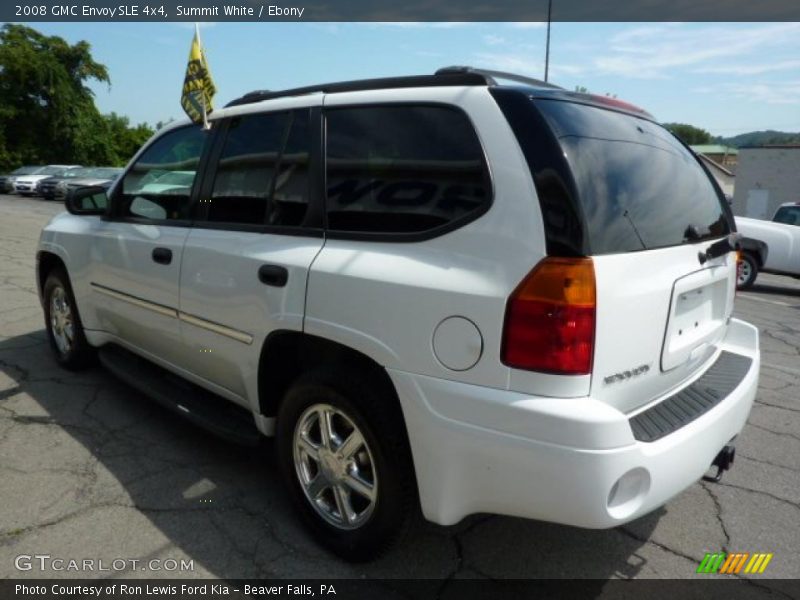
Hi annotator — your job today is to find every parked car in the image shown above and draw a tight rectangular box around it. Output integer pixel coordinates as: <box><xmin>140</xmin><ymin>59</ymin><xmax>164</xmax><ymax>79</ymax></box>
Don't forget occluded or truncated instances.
<box><xmin>36</xmin><ymin>68</ymin><xmax>760</xmax><ymax>561</ymax></box>
<box><xmin>38</xmin><ymin>172</ymin><xmax>78</xmax><ymax>200</ymax></box>
<box><xmin>736</xmin><ymin>202</ymin><xmax>800</xmax><ymax>288</ymax></box>
<box><xmin>0</xmin><ymin>165</ymin><xmax>39</xmax><ymax>193</ymax></box>
<box><xmin>53</xmin><ymin>167</ymin><xmax>123</xmax><ymax>201</ymax></box>
<box><xmin>35</xmin><ymin>167</ymin><xmax>87</xmax><ymax>199</ymax></box>
<box><xmin>15</xmin><ymin>165</ymin><xmax>81</xmax><ymax>196</ymax></box>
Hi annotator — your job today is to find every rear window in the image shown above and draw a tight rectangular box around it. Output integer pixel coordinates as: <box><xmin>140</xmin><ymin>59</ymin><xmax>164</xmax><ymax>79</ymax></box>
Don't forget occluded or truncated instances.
<box><xmin>493</xmin><ymin>90</ymin><xmax>731</xmax><ymax>255</ymax></box>
<box><xmin>773</xmin><ymin>205</ymin><xmax>800</xmax><ymax>225</ymax></box>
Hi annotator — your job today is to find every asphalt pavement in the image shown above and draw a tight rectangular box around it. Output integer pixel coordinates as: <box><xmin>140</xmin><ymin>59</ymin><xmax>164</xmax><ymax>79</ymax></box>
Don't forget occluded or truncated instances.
<box><xmin>0</xmin><ymin>194</ymin><xmax>798</xmax><ymax>586</ymax></box>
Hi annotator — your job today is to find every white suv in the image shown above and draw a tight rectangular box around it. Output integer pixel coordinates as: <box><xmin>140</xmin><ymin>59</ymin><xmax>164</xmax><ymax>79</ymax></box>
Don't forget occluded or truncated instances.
<box><xmin>37</xmin><ymin>68</ymin><xmax>760</xmax><ymax>561</ymax></box>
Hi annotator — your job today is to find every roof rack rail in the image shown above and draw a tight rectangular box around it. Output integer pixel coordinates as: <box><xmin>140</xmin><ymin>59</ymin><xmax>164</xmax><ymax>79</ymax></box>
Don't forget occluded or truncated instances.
<box><xmin>225</xmin><ymin>66</ymin><xmax>562</xmax><ymax>108</ymax></box>
<box><xmin>225</xmin><ymin>71</ymin><xmax>490</xmax><ymax>108</ymax></box>
<box><xmin>435</xmin><ymin>66</ymin><xmax>563</xmax><ymax>90</ymax></box>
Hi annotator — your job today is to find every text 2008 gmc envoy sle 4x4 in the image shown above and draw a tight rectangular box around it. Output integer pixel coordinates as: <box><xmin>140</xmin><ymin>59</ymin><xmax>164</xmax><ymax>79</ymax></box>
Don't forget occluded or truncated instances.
<box><xmin>36</xmin><ymin>68</ymin><xmax>759</xmax><ymax>561</ymax></box>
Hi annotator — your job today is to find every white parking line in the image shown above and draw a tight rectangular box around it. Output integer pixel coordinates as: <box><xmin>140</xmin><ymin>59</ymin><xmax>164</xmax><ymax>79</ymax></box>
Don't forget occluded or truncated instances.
<box><xmin>737</xmin><ymin>293</ymin><xmax>795</xmax><ymax>308</ymax></box>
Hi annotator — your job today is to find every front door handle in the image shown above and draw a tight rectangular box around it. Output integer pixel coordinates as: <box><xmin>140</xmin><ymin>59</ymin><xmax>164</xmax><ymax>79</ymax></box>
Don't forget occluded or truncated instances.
<box><xmin>258</xmin><ymin>264</ymin><xmax>288</xmax><ymax>287</ymax></box>
<box><xmin>152</xmin><ymin>247</ymin><xmax>173</xmax><ymax>265</ymax></box>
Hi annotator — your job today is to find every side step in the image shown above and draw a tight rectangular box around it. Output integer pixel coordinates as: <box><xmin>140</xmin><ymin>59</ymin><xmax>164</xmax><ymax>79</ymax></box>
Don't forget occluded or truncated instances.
<box><xmin>98</xmin><ymin>345</ymin><xmax>262</xmax><ymax>447</ymax></box>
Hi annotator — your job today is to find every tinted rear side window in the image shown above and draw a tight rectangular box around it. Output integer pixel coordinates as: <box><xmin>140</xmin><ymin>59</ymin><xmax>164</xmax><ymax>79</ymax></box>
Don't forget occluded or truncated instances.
<box><xmin>325</xmin><ymin>105</ymin><xmax>490</xmax><ymax>235</ymax></box>
<box><xmin>494</xmin><ymin>91</ymin><xmax>730</xmax><ymax>255</ymax></box>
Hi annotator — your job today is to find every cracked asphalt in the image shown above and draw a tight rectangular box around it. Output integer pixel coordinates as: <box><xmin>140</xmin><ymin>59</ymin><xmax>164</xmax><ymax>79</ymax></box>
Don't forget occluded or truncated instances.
<box><xmin>1</xmin><ymin>194</ymin><xmax>798</xmax><ymax>586</ymax></box>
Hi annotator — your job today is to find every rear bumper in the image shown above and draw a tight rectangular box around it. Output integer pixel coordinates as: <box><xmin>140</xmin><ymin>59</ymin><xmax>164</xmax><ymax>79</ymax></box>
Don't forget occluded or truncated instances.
<box><xmin>389</xmin><ymin>318</ymin><xmax>759</xmax><ymax>528</ymax></box>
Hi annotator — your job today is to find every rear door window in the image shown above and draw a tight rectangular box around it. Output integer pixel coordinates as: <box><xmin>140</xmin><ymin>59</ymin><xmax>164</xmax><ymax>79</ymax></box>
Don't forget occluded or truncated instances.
<box><xmin>325</xmin><ymin>105</ymin><xmax>491</xmax><ymax>236</ymax></box>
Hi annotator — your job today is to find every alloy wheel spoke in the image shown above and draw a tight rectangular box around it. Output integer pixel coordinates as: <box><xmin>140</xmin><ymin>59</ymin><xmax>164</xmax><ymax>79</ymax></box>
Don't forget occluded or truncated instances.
<box><xmin>338</xmin><ymin>429</ymin><xmax>363</xmax><ymax>459</ymax></box>
<box><xmin>297</xmin><ymin>433</ymin><xmax>319</xmax><ymax>461</ymax></box>
<box><xmin>344</xmin><ymin>473</ymin><xmax>375</xmax><ymax>502</ymax></box>
<box><xmin>318</xmin><ymin>408</ymin><xmax>334</xmax><ymax>450</ymax></box>
<box><xmin>332</xmin><ymin>484</ymin><xmax>354</xmax><ymax>525</ymax></box>
<box><xmin>306</xmin><ymin>474</ymin><xmax>328</xmax><ymax>499</ymax></box>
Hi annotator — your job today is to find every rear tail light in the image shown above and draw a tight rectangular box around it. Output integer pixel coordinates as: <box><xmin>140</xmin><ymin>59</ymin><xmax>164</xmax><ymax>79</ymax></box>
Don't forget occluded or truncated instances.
<box><xmin>501</xmin><ymin>257</ymin><xmax>596</xmax><ymax>375</ymax></box>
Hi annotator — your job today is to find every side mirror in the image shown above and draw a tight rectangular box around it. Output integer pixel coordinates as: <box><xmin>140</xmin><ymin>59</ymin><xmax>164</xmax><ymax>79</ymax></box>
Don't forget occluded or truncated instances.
<box><xmin>66</xmin><ymin>186</ymin><xmax>108</xmax><ymax>216</ymax></box>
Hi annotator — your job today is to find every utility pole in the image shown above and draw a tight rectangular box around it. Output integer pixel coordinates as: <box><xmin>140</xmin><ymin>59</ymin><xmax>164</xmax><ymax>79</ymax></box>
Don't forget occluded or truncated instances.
<box><xmin>544</xmin><ymin>0</ymin><xmax>552</xmax><ymax>82</ymax></box>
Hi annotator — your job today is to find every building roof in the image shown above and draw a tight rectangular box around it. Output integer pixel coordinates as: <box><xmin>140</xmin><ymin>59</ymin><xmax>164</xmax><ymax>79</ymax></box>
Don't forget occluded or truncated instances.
<box><xmin>690</xmin><ymin>144</ymin><xmax>739</xmax><ymax>155</ymax></box>
<box><xmin>697</xmin><ymin>153</ymin><xmax>735</xmax><ymax>177</ymax></box>
<box><xmin>739</xmin><ymin>144</ymin><xmax>800</xmax><ymax>149</ymax></box>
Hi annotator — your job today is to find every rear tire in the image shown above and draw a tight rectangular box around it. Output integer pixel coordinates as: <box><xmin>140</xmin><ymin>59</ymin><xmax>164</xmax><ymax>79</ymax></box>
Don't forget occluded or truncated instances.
<box><xmin>43</xmin><ymin>268</ymin><xmax>95</xmax><ymax>370</ymax></box>
<box><xmin>276</xmin><ymin>368</ymin><xmax>415</xmax><ymax>562</ymax></box>
<box><xmin>737</xmin><ymin>252</ymin><xmax>758</xmax><ymax>289</ymax></box>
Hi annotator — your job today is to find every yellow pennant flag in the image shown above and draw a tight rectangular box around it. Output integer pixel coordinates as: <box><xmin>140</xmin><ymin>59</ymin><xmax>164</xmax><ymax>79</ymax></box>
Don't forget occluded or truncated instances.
<box><xmin>181</xmin><ymin>25</ymin><xmax>216</xmax><ymax>127</ymax></box>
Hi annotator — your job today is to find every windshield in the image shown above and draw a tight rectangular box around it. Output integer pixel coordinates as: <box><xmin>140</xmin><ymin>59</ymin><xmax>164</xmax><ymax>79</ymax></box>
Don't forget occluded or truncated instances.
<box><xmin>93</xmin><ymin>168</ymin><xmax>123</xmax><ymax>179</ymax></box>
<box><xmin>40</xmin><ymin>166</ymin><xmax>67</xmax><ymax>176</ymax></box>
<box><xmin>67</xmin><ymin>168</ymin><xmax>97</xmax><ymax>178</ymax></box>
<box><xmin>12</xmin><ymin>166</ymin><xmax>38</xmax><ymax>175</ymax></box>
<box><xmin>535</xmin><ymin>99</ymin><xmax>730</xmax><ymax>254</ymax></box>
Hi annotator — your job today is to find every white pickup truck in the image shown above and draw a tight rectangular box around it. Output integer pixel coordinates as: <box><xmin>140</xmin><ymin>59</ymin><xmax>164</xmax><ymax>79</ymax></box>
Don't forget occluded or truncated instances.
<box><xmin>736</xmin><ymin>202</ymin><xmax>800</xmax><ymax>288</ymax></box>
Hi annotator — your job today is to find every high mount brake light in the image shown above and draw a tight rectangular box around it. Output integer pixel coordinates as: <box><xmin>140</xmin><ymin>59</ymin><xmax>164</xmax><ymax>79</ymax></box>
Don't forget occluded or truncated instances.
<box><xmin>501</xmin><ymin>257</ymin><xmax>596</xmax><ymax>375</ymax></box>
<box><xmin>587</xmin><ymin>94</ymin><xmax>652</xmax><ymax>118</ymax></box>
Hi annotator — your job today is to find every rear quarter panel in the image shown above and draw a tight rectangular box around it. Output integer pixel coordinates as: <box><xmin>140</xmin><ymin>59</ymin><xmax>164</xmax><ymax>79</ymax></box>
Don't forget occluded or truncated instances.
<box><xmin>305</xmin><ymin>87</ymin><xmax>547</xmax><ymax>390</ymax></box>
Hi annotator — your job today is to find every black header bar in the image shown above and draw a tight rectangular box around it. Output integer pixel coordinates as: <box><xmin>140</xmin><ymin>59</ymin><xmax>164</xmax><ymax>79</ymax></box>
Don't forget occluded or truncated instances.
<box><xmin>4</xmin><ymin>0</ymin><xmax>800</xmax><ymax>22</ymax></box>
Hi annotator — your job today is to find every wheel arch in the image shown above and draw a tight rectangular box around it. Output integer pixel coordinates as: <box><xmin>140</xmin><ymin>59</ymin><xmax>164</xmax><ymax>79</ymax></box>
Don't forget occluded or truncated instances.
<box><xmin>257</xmin><ymin>331</ymin><xmax>404</xmax><ymax>423</ymax></box>
<box><xmin>739</xmin><ymin>237</ymin><xmax>768</xmax><ymax>267</ymax></box>
<box><xmin>36</xmin><ymin>250</ymin><xmax>69</xmax><ymax>304</ymax></box>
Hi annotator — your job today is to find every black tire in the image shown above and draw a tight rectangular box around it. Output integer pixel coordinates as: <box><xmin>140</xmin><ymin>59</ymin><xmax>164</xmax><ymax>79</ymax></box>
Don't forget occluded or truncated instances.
<box><xmin>43</xmin><ymin>267</ymin><xmax>95</xmax><ymax>370</ymax></box>
<box><xmin>737</xmin><ymin>252</ymin><xmax>758</xmax><ymax>289</ymax></box>
<box><xmin>276</xmin><ymin>368</ymin><xmax>416</xmax><ymax>562</ymax></box>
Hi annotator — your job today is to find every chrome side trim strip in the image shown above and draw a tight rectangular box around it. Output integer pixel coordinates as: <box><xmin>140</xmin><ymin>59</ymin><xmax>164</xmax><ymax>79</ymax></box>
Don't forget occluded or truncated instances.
<box><xmin>90</xmin><ymin>282</ymin><xmax>254</xmax><ymax>345</ymax></box>
<box><xmin>178</xmin><ymin>312</ymin><xmax>254</xmax><ymax>345</ymax></box>
<box><xmin>90</xmin><ymin>283</ymin><xmax>178</xmax><ymax>319</ymax></box>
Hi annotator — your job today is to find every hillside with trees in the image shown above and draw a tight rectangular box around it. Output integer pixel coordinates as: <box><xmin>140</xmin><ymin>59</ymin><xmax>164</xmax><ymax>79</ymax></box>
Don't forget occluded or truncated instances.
<box><xmin>663</xmin><ymin>122</ymin><xmax>800</xmax><ymax>148</ymax></box>
<box><xmin>713</xmin><ymin>130</ymin><xmax>800</xmax><ymax>148</ymax></box>
<box><xmin>0</xmin><ymin>24</ymin><xmax>153</xmax><ymax>172</ymax></box>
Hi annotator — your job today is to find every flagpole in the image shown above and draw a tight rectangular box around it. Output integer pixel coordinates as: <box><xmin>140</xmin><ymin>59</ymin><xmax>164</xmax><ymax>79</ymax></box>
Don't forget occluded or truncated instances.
<box><xmin>544</xmin><ymin>0</ymin><xmax>552</xmax><ymax>82</ymax></box>
<box><xmin>195</xmin><ymin>22</ymin><xmax>210</xmax><ymax>130</ymax></box>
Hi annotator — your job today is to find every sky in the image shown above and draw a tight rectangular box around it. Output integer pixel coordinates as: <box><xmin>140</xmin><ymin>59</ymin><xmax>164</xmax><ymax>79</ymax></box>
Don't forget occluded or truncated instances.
<box><xmin>24</xmin><ymin>21</ymin><xmax>800</xmax><ymax>137</ymax></box>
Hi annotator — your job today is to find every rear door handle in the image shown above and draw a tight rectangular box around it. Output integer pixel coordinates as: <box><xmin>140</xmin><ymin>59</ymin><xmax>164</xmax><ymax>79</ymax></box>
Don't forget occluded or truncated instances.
<box><xmin>152</xmin><ymin>247</ymin><xmax>173</xmax><ymax>265</ymax></box>
<box><xmin>258</xmin><ymin>264</ymin><xmax>288</xmax><ymax>287</ymax></box>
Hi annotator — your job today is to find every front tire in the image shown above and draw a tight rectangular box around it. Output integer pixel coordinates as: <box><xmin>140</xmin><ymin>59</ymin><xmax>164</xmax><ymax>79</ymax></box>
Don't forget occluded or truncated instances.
<box><xmin>43</xmin><ymin>268</ymin><xmax>95</xmax><ymax>370</ymax></box>
<box><xmin>737</xmin><ymin>252</ymin><xmax>758</xmax><ymax>289</ymax></box>
<box><xmin>277</xmin><ymin>369</ymin><xmax>415</xmax><ymax>561</ymax></box>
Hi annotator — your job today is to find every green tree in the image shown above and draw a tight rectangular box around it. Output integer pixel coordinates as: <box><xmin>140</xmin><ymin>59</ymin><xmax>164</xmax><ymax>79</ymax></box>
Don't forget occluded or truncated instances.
<box><xmin>0</xmin><ymin>24</ymin><xmax>111</xmax><ymax>170</ymax></box>
<box><xmin>574</xmin><ymin>85</ymin><xmax>617</xmax><ymax>98</ymax></box>
<box><xmin>103</xmin><ymin>113</ymin><xmax>153</xmax><ymax>166</ymax></box>
<box><xmin>662</xmin><ymin>122</ymin><xmax>713</xmax><ymax>145</ymax></box>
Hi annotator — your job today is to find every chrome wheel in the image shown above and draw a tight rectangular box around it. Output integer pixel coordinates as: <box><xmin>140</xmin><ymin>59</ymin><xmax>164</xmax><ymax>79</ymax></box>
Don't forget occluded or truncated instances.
<box><xmin>737</xmin><ymin>258</ymin><xmax>752</xmax><ymax>287</ymax></box>
<box><xmin>49</xmin><ymin>285</ymin><xmax>74</xmax><ymax>356</ymax></box>
<box><xmin>293</xmin><ymin>403</ymin><xmax>378</xmax><ymax>530</ymax></box>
